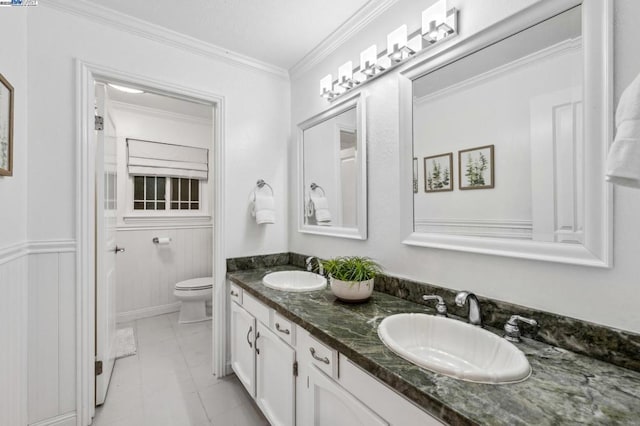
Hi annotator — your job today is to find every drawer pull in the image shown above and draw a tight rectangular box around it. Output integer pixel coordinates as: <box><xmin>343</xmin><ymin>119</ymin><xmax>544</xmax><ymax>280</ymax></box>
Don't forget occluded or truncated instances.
<box><xmin>256</xmin><ymin>332</ymin><xmax>261</xmax><ymax>355</ymax></box>
<box><xmin>309</xmin><ymin>347</ymin><xmax>330</xmax><ymax>365</ymax></box>
<box><xmin>246</xmin><ymin>326</ymin><xmax>253</xmax><ymax>348</ymax></box>
<box><xmin>230</xmin><ymin>290</ymin><xmax>239</xmax><ymax>297</ymax></box>
<box><xmin>275</xmin><ymin>322</ymin><xmax>290</xmax><ymax>335</ymax></box>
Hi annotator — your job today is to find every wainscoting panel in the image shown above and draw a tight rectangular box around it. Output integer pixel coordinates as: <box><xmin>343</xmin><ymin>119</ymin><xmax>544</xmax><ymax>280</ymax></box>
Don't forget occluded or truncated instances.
<box><xmin>115</xmin><ymin>226</ymin><xmax>213</xmax><ymax>321</ymax></box>
<box><xmin>27</xmin><ymin>249</ymin><xmax>77</xmax><ymax>425</ymax></box>
<box><xmin>0</xmin><ymin>254</ymin><xmax>28</xmax><ymax>426</ymax></box>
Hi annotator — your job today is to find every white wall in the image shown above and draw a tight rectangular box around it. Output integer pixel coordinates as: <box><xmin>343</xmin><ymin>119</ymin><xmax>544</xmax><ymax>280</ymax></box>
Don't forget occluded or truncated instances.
<box><xmin>0</xmin><ymin>8</ymin><xmax>29</xmax><ymax>426</ymax></box>
<box><xmin>290</xmin><ymin>0</ymin><xmax>640</xmax><ymax>334</ymax></box>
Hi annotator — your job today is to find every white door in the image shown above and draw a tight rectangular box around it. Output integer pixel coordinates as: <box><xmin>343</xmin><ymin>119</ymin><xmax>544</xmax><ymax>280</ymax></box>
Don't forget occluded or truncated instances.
<box><xmin>231</xmin><ymin>302</ymin><xmax>256</xmax><ymax>397</ymax></box>
<box><xmin>255</xmin><ymin>322</ymin><xmax>295</xmax><ymax>426</ymax></box>
<box><xmin>95</xmin><ymin>82</ymin><xmax>120</xmax><ymax>406</ymax></box>
<box><xmin>305</xmin><ymin>365</ymin><xmax>388</xmax><ymax>426</ymax></box>
<box><xmin>530</xmin><ymin>87</ymin><xmax>584</xmax><ymax>243</ymax></box>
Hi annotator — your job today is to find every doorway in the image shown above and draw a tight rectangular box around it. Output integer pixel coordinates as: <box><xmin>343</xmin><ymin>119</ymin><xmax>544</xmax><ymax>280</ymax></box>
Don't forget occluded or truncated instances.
<box><xmin>76</xmin><ymin>62</ymin><xmax>227</xmax><ymax>426</ymax></box>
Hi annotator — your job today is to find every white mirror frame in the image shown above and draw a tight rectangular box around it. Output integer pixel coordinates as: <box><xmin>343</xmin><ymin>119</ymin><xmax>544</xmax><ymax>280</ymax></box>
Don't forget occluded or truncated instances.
<box><xmin>398</xmin><ymin>0</ymin><xmax>613</xmax><ymax>267</ymax></box>
<box><xmin>298</xmin><ymin>93</ymin><xmax>367</xmax><ymax>240</ymax></box>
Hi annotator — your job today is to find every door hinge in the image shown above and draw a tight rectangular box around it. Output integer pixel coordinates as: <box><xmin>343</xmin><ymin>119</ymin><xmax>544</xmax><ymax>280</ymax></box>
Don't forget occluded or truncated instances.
<box><xmin>293</xmin><ymin>361</ymin><xmax>298</xmax><ymax>377</ymax></box>
<box><xmin>95</xmin><ymin>360</ymin><xmax>103</xmax><ymax>376</ymax></box>
<box><xmin>95</xmin><ymin>115</ymin><xmax>104</xmax><ymax>131</ymax></box>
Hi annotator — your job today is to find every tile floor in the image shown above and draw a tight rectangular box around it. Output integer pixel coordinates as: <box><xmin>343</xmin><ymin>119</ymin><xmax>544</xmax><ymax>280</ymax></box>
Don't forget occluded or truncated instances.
<box><xmin>92</xmin><ymin>312</ymin><xmax>269</xmax><ymax>426</ymax></box>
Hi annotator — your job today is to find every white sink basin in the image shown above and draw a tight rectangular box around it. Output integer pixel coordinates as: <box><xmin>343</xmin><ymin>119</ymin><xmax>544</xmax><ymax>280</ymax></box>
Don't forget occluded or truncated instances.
<box><xmin>377</xmin><ymin>313</ymin><xmax>531</xmax><ymax>384</ymax></box>
<box><xmin>262</xmin><ymin>271</ymin><xmax>327</xmax><ymax>292</ymax></box>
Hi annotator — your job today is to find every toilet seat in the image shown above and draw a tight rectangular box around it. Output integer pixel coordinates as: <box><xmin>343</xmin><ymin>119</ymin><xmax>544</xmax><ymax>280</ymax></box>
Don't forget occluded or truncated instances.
<box><xmin>175</xmin><ymin>277</ymin><xmax>212</xmax><ymax>291</ymax></box>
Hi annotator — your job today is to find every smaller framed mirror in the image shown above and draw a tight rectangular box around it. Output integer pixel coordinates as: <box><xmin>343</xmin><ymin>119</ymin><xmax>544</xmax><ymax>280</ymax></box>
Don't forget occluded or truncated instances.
<box><xmin>298</xmin><ymin>93</ymin><xmax>367</xmax><ymax>239</ymax></box>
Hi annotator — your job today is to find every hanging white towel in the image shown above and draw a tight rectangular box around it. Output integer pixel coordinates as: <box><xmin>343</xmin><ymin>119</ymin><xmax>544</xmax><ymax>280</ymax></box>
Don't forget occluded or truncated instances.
<box><xmin>309</xmin><ymin>194</ymin><xmax>332</xmax><ymax>225</ymax></box>
<box><xmin>252</xmin><ymin>193</ymin><xmax>275</xmax><ymax>224</ymax></box>
<box><xmin>606</xmin><ymin>72</ymin><xmax>640</xmax><ymax>188</ymax></box>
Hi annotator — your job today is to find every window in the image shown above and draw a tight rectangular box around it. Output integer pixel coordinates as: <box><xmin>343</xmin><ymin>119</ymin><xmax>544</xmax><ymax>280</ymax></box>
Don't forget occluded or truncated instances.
<box><xmin>170</xmin><ymin>177</ymin><xmax>199</xmax><ymax>210</ymax></box>
<box><xmin>133</xmin><ymin>176</ymin><xmax>199</xmax><ymax>211</ymax></box>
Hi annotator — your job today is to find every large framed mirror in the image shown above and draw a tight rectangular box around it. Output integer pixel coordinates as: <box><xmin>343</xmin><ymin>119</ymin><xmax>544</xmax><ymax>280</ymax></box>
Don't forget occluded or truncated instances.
<box><xmin>399</xmin><ymin>0</ymin><xmax>612</xmax><ymax>267</ymax></box>
<box><xmin>298</xmin><ymin>93</ymin><xmax>367</xmax><ymax>239</ymax></box>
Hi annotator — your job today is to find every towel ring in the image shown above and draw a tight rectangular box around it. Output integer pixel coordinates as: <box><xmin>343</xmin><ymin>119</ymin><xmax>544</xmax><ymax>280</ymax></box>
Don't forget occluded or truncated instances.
<box><xmin>253</xmin><ymin>179</ymin><xmax>274</xmax><ymax>201</ymax></box>
<box><xmin>310</xmin><ymin>182</ymin><xmax>325</xmax><ymax>196</ymax></box>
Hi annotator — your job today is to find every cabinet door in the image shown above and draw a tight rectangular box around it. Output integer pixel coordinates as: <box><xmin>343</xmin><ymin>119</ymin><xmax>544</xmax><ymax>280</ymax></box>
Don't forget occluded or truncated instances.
<box><xmin>255</xmin><ymin>322</ymin><xmax>296</xmax><ymax>426</ymax></box>
<box><xmin>230</xmin><ymin>302</ymin><xmax>256</xmax><ymax>397</ymax></box>
<box><xmin>305</xmin><ymin>365</ymin><xmax>388</xmax><ymax>426</ymax></box>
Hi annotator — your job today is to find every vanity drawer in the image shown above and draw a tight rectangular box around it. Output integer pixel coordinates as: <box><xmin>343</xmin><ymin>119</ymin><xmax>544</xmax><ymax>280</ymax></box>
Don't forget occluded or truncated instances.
<box><xmin>243</xmin><ymin>292</ymin><xmax>270</xmax><ymax>326</ymax></box>
<box><xmin>229</xmin><ymin>282</ymin><xmax>243</xmax><ymax>305</ymax></box>
<box><xmin>303</xmin><ymin>332</ymin><xmax>338</xmax><ymax>379</ymax></box>
<box><xmin>272</xmin><ymin>312</ymin><xmax>295</xmax><ymax>346</ymax></box>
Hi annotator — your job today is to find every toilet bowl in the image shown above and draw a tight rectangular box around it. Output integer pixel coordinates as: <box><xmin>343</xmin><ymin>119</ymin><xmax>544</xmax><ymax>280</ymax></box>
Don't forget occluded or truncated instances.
<box><xmin>174</xmin><ymin>277</ymin><xmax>213</xmax><ymax>324</ymax></box>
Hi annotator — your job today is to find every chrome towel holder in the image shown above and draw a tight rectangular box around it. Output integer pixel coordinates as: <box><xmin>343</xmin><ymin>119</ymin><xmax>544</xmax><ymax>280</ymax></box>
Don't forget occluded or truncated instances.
<box><xmin>253</xmin><ymin>179</ymin><xmax>274</xmax><ymax>200</ymax></box>
<box><xmin>310</xmin><ymin>182</ymin><xmax>325</xmax><ymax>196</ymax></box>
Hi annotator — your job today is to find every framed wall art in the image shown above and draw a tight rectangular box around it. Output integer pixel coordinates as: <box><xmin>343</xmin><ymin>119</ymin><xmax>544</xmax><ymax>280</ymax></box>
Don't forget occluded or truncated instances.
<box><xmin>0</xmin><ymin>73</ymin><xmax>14</xmax><ymax>176</ymax></box>
<box><xmin>459</xmin><ymin>145</ymin><xmax>494</xmax><ymax>190</ymax></box>
<box><xmin>424</xmin><ymin>152</ymin><xmax>453</xmax><ymax>192</ymax></box>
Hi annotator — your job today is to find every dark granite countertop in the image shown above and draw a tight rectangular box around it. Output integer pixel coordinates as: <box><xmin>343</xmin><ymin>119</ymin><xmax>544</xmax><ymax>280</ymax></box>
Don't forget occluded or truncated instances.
<box><xmin>228</xmin><ymin>265</ymin><xmax>640</xmax><ymax>426</ymax></box>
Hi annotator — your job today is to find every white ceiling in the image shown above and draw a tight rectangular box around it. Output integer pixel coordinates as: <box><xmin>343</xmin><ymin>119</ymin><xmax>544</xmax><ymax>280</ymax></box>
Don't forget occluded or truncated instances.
<box><xmin>83</xmin><ymin>0</ymin><xmax>372</xmax><ymax>70</ymax></box>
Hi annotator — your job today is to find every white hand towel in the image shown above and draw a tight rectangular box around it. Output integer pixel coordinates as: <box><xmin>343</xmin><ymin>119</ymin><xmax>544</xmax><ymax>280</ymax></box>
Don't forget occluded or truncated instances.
<box><xmin>310</xmin><ymin>194</ymin><xmax>332</xmax><ymax>224</ymax></box>
<box><xmin>606</xmin><ymin>73</ymin><xmax>640</xmax><ymax>187</ymax></box>
<box><xmin>253</xmin><ymin>193</ymin><xmax>275</xmax><ymax>224</ymax></box>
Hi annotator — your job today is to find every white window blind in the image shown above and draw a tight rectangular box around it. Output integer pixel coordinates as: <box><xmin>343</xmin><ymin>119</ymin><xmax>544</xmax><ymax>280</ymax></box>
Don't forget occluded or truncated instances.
<box><xmin>127</xmin><ymin>138</ymin><xmax>209</xmax><ymax>180</ymax></box>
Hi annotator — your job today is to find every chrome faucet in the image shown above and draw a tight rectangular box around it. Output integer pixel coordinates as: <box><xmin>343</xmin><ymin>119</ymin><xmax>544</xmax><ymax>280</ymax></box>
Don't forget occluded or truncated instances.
<box><xmin>455</xmin><ymin>291</ymin><xmax>483</xmax><ymax>326</ymax></box>
<box><xmin>504</xmin><ymin>315</ymin><xmax>538</xmax><ymax>342</ymax></box>
<box><xmin>422</xmin><ymin>295</ymin><xmax>448</xmax><ymax>317</ymax></box>
<box><xmin>305</xmin><ymin>256</ymin><xmax>324</xmax><ymax>276</ymax></box>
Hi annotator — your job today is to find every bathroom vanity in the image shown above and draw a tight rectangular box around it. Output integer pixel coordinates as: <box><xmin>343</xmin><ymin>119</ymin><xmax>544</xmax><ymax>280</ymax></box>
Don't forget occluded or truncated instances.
<box><xmin>227</xmin><ymin>263</ymin><xmax>640</xmax><ymax>426</ymax></box>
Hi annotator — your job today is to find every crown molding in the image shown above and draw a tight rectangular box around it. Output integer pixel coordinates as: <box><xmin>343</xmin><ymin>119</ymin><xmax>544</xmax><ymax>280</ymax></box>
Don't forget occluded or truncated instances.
<box><xmin>110</xmin><ymin>100</ymin><xmax>212</xmax><ymax>126</ymax></box>
<box><xmin>42</xmin><ymin>0</ymin><xmax>289</xmax><ymax>79</ymax></box>
<box><xmin>289</xmin><ymin>0</ymin><xmax>400</xmax><ymax>79</ymax></box>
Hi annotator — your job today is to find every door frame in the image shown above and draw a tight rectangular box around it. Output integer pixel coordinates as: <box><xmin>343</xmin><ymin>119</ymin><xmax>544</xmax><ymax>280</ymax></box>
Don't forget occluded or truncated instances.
<box><xmin>75</xmin><ymin>60</ymin><xmax>227</xmax><ymax>426</ymax></box>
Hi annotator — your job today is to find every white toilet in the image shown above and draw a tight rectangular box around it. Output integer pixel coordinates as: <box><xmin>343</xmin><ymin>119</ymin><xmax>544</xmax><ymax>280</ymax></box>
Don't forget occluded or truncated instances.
<box><xmin>174</xmin><ymin>277</ymin><xmax>213</xmax><ymax>324</ymax></box>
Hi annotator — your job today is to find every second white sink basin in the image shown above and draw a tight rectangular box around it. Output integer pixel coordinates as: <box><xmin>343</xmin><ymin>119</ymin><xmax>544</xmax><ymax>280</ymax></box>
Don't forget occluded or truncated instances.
<box><xmin>262</xmin><ymin>270</ymin><xmax>327</xmax><ymax>292</ymax></box>
<box><xmin>377</xmin><ymin>313</ymin><xmax>531</xmax><ymax>384</ymax></box>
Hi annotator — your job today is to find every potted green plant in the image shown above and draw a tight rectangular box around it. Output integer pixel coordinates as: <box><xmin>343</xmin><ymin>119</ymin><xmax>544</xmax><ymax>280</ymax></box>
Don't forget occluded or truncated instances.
<box><xmin>321</xmin><ymin>256</ymin><xmax>382</xmax><ymax>302</ymax></box>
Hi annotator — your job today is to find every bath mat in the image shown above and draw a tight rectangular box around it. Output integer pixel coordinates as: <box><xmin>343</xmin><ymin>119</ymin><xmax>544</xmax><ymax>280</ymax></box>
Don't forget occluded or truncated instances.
<box><xmin>115</xmin><ymin>327</ymin><xmax>137</xmax><ymax>359</ymax></box>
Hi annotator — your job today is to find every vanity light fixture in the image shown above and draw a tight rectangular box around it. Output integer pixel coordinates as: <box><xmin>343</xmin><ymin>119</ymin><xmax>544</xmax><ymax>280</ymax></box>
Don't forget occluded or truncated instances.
<box><xmin>387</xmin><ymin>25</ymin><xmax>415</xmax><ymax>63</ymax></box>
<box><xmin>360</xmin><ymin>45</ymin><xmax>385</xmax><ymax>77</ymax></box>
<box><xmin>338</xmin><ymin>61</ymin><xmax>359</xmax><ymax>89</ymax></box>
<box><xmin>320</xmin><ymin>74</ymin><xmax>337</xmax><ymax>100</ymax></box>
<box><xmin>319</xmin><ymin>1</ymin><xmax>459</xmax><ymax>102</ymax></box>
<box><xmin>108</xmin><ymin>83</ymin><xmax>144</xmax><ymax>94</ymax></box>
<box><xmin>422</xmin><ymin>0</ymin><xmax>457</xmax><ymax>44</ymax></box>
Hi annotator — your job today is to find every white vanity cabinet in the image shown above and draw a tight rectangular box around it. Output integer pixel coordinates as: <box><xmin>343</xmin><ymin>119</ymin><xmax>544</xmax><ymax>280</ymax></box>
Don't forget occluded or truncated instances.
<box><xmin>255</xmin><ymin>322</ymin><xmax>296</xmax><ymax>426</ymax></box>
<box><xmin>304</xmin><ymin>364</ymin><xmax>388</xmax><ymax>426</ymax></box>
<box><xmin>229</xmin><ymin>284</ymin><xmax>296</xmax><ymax>426</ymax></box>
<box><xmin>230</xmin><ymin>300</ymin><xmax>256</xmax><ymax>396</ymax></box>
<box><xmin>229</xmin><ymin>281</ymin><xmax>442</xmax><ymax>426</ymax></box>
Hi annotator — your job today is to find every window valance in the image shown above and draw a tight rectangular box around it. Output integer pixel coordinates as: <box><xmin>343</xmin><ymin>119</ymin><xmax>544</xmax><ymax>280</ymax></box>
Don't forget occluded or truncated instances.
<box><xmin>126</xmin><ymin>138</ymin><xmax>208</xmax><ymax>180</ymax></box>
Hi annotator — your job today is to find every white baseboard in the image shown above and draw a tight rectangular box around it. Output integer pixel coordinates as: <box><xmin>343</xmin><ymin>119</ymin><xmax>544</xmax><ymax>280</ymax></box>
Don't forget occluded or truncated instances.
<box><xmin>29</xmin><ymin>412</ymin><xmax>76</xmax><ymax>426</ymax></box>
<box><xmin>116</xmin><ymin>302</ymin><xmax>181</xmax><ymax>323</ymax></box>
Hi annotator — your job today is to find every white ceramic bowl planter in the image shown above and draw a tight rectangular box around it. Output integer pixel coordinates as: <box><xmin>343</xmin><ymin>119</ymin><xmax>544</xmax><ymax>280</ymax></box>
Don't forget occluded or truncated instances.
<box><xmin>322</xmin><ymin>256</ymin><xmax>382</xmax><ymax>303</ymax></box>
<box><xmin>330</xmin><ymin>276</ymin><xmax>375</xmax><ymax>302</ymax></box>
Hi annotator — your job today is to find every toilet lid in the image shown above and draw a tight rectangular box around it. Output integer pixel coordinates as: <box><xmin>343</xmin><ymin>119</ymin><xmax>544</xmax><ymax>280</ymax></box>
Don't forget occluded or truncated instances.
<box><xmin>175</xmin><ymin>277</ymin><xmax>213</xmax><ymax>291</ymax></box>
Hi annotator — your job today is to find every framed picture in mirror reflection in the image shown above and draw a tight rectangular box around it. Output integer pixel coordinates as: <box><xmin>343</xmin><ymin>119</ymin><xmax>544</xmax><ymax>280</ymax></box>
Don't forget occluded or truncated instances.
<box><xmin>424</xmin><ymin>152</ymin><xmax>453</xmax><ymax>192</ymax></box>
<box><xmin>0</xmin><ymin>73</ymin><xmax>13</xmax><ymax>177</ymax></box>
<box><xmin>459</xmin><ymin>145</ymin><xmax>494</xmax><ymax>190</ymax></box>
